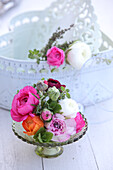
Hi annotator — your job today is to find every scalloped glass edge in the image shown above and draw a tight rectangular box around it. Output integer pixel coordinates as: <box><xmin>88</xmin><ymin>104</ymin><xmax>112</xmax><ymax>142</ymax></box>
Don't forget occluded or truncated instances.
<box><xmin>12</xmin><ymin>113</ymin><xmax>88</xmax><ymax>147</ymax></box>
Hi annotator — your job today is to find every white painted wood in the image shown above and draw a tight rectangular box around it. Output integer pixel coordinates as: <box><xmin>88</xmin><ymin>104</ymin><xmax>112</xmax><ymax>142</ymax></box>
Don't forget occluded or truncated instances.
<box><xmin>0</xmin><ymin>109</ymin><xmax>42</xmax><ymax>170</ymax></box>
<box><xmin>43</xmin><ymin>135</ymin><xmax>98</xmax><ymax>170</ymax></box>
<box><xmin>88</xmin><ymin>121</ymin><xmax>113</xmax><ymax>170</ymax></box>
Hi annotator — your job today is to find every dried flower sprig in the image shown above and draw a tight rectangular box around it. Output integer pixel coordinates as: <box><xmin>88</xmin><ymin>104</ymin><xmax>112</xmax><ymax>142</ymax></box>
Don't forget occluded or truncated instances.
<box><xmin>28</xmin><ymin>24</ymin><xmax>75</xmax><ymax>64</ymax></box>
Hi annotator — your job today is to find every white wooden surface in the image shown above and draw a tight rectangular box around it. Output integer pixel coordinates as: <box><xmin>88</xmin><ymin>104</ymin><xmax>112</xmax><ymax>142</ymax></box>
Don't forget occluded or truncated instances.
<box><xmin>0</xmin><ymin>0</ymin><xmax>113</xmax><ymax>170</ymax></box>
<box><xmin>1</xmin><ymin>106</ymin><xmax>113</xmax><ymax>170</ymax></box>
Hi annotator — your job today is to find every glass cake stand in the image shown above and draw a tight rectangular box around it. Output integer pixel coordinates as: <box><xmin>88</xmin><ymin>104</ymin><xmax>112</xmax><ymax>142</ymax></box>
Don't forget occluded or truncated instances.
<box><xmin>12</xmin><ymin>113</ymin><xmax>88</xmax><ymax>158</ymax></box>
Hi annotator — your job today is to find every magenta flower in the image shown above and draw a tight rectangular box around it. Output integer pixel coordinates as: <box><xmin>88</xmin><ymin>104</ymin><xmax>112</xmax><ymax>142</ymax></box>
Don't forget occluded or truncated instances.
<box><xmin>74</xmin><ymin>112</ymin><xmax>85</xmax><ymax>133</ymax></box>
<box><xmin>45</xmin><ymin>113</ymin><xmax>76</xmax><ymax>142</ymax></box>
<box><xmin>46</xmin><ymin>46</ymin><xmax>65</xmax><ymax>68</ymax></box>
<box><xmin>11</xmin><ymin>86</ymin><xmax>40</xmax><ymax>122</ymax></box>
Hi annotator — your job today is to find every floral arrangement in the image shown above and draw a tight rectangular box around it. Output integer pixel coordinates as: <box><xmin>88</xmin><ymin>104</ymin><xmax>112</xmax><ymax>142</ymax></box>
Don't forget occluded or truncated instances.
<box><xmin>11</xmin><ymin>78</ymin><xmax>85</xmax><ymax>143</ymax></box>
<box><xmin>28</xmin><ymin>25</ymin><xmax>91</xmax><ymax>71</ymax></box>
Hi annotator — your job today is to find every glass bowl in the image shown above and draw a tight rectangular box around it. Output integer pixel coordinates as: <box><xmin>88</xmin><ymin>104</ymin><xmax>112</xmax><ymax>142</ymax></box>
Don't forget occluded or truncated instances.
<box><xmin>12</xmin><ymin>113</ymin><xmax>88</xmax><ymax>158</ymax></box>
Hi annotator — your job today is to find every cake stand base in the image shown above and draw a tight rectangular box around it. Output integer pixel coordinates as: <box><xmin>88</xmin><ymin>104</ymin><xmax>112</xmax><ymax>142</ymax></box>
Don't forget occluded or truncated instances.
<box><xmin>35</xmin><ymin>146</ymin><xmax>63</xmax><ymax>158</ymax></box>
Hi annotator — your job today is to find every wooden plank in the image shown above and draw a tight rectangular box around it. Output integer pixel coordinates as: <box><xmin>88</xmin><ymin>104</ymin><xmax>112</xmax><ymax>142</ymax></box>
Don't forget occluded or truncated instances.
<box><xmin>0</xmin><ymin>109</ymin><xmax>43</xmax><ymax>170</ymax></box>
<box><xmin>43</xmin><ymin>135</ymin><xmax>98</xmax><ymax>170</ymax></box>
<box><xmin>88</xmin><ymin>120</ymin><xmax>113</xmax><ymax>170</ymax></box>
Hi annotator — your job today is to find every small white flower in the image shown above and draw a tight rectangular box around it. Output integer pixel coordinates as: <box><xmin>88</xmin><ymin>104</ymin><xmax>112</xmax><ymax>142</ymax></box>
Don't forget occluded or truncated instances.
<box><xmin>67</xmin><ymin>41</ymin><xmax>91</xmax><ymax>70</ymax></box>
<box><xmin>59</xmin><ymin>98</ymin><xmax>79</xmax><ymax>118</ymax></box>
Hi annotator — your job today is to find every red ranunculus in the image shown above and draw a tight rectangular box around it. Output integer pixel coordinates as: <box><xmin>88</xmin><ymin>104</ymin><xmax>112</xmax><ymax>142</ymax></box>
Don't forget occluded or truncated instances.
<box><xmin>48</xmin><ymin>78</ymin><xmax>66</xmax><ymax>89</ymax></box>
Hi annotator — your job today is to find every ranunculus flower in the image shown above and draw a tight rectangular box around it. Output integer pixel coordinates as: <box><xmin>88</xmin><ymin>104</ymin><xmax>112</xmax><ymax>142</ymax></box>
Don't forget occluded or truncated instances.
<box><xmin>41</xmin><ymin>109</ymin><xmax>53</xmax><ymax>122</ymax></box>
<box><xmin>11</xmin><ymin>86</ymin><xmax>40</xmax><ymax>122</ymax></box>
<box><xmin>45</xmin><ymin>114</ymin><xmax>76</xmax><ymax>142</ymax></box>
<box><xmin>46</xmin><ymin>46</ymin><xmax>65</xmax><ymax>67</ymax></box>
<box><xmin>22</xmin><ymin>115</ymin><xmax>44</xmax><ymax>136</ymax></box>
<box><xmin>48</xmin><ymin>86</ymin><xmax>60</xmax><ymax>101</ymax></box>
<box><xmin>48</xmin><ymin>78</ymin><xmax>66</xmax><ymax>89</ymax></box>
<box><xmin>59</xmin><ymin>98</ymin><xmax>79</xmax><ymax>118</ymax></box>
<box><xmin>75</xmin><ymin>112</ymin><xmax>85</xmax><ymax>133</ymax></box>
<box><xmin>66</xmin><ymin>41</ymin><xmax>91</xmax><ymax>70</ymax></box>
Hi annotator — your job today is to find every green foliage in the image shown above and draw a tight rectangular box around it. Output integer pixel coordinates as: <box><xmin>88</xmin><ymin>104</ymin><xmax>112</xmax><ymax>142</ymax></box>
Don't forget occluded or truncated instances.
<box><xmin>28</xmin><ymin>49</ymin><xmax>43</xmax><ymax>64</ymax></box>
<box><xmin>33</xmin><ymin>127</ymin><xmax>53</xmax><ymax>143</ymax></box>
<box><xmin>31</xmin><ymin>104</ymin><xmax>37</xmax><ymax>107</ymax></box>
<box><xmin>31</xmin><ymin>93</ymin><xmax>39</xmax><ymax>100</ymax></box>
<box><xmin>48</xmin><ymin>101</ymin><xmax>57</xmax><ymax>109</ymax></box>
<box><xmin>59</xmin><ymin>87</ymin><xmax>71</xmax><ymax>99</ymax></box>
<box><xmin>41</xmin><ymin>78</ymin><xmax>45</xmax><ymax>80</ymax></box>
<box><xmin>16</xmin><ymin>90</ymin><xmax>19</xmax><ymax>94</ymax></box>
<box><xmin>53</xmin><ymin>103</ymin><xmax>62</xmax><ymax>114</ymax></box>
<box><xmin>46</xmin><ymin>100</ymin><xmax>62</xmax><ymax>114</ymax></box>
<box><xmin>66</xmin><ymin>92</ymin><xmax>71</xmax><ymax>98</ymax></box>
<box><xmin>32</xmin><ymin>84</ymin><xmax>36</xmax><ymax>88</ymax></box>
<box><xmin>28</xmin><ymin>49</ymin><xmax>40</xmax><ymax>59</ymax></box>
<box><xmin>28</xmin><ymin>24</ymin><xmax>75</xmax><ymax>64</ymax></box>
<box><xmin>60</xmin><ymin>86</ymin><xmax>65</xmax><ymax>91</ymax></box>
<box><xmin>30</xmin><ymin>80</ymin><xmax>70</xmax><ymax>115</ymax></box>
<box><xmin>51</xmin><ymin>68</ymin><xmax>57</xmax><ymax>73</ymax></box>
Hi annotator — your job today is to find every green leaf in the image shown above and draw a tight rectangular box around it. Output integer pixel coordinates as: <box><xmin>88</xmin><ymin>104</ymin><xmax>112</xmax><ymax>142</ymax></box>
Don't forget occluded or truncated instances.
<box><xmin>47</xmin><ymin>99</ymin><xmax>52</xmax><ymax>104</ymax></box>
<box><xmin>53</xmin><ymin>104</ymin><xmax>62</xmax><ymax>113</ymax></box>
<box><xmin>36</xmin><ymin>105</ymin><xmax>40</xmax><ymax>113</ymax></box>
<box><xmin>62</xmin><ymin>66</ymin><xmax>66</xmax><ymax>70</ymax></box>
<box><xmin>61</xmin><ymin>86</ymin><xmax>65</xmax><ymax>91</ymax></box>
<box><xmin>42</xmin><ymin>132</ymin><xmax>53</xmax><ymax>142</ymax></box>
<box><xmin>32</xmin><ymin>84</ymin><xmax>36</xmax><ymax>88</ymax></box>
<box><xmin>38</xmin><ymin>133</ymin><xmax>43</xmax><ymax>143</ymax></box>
<box><xmin>66</xmin><ymin>89</ymin><xmax>70</xmax><ymax>92</ymax></box>
<box><xmin>62</xmin><ymin>94</ymin><xmax>65</xmax><ymax>99</ymax></box>
<box><xmin>51</xmin><ymin>68</ymin><xmax>57</xmax><ymax>73</ymax></box>
<box><xmin>31</xmin><ymin>104</ymin><xmax>37</xmax><ymax>107</ymax></box>
<box><xmin>41</xmin><ymin>78</ymin><xmax>45</xmax><ymax>80</ymax></box>
<box><xmin>16</xmin><ymin>90</ymin><xmax>19</xmax><ymax>94</ymax></box>
<box><xmin>66</xmin><ymin>92</ymin><xmax>71</xmax><ymax>98</ymax></box>
<box><xmin>33</xmin><ymin>127</ymin><xmax>53</xmax><ymax>143</ymax></box>
<box><xmin>33</xmin><ymin>127</ymin><xmax>46</xmax><ymax>139</ymax></box>
<box><xmin>31</xmin><ymin>93</ymin><xmax>39</xmax><ymax>100</ymax></box>
<box><xmin>49</xmin><ymin>101</ymin><xmax>57</xmax><ymax>109</ymax></box>
<box><xmin>36</xmin><ymin>60</ymin><xmax>40</xmax><ymax>64</ymax></box>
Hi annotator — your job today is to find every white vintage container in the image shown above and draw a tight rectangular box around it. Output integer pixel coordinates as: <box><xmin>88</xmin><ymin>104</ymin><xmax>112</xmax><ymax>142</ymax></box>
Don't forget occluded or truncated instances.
<box><xmin>0</xmin><ymin>0</ymin><xmax>113</xmax><ymax>110</ymax></box>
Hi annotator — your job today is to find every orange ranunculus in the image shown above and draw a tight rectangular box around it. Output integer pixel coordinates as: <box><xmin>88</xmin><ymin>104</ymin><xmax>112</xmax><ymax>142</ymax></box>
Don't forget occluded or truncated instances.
<box><xmin>22</xmin><ymin>115</ymin><xmax>44</xmax><ymax>136</ymax></box>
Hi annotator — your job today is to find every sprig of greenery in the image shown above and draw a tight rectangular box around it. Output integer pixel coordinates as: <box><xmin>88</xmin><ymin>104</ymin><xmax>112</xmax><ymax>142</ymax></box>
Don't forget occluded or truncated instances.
<box><xmin>47</xmin><ymin>100</ymin><xmax>62</xmax><ymax>114</ymax></box>
<box><xmin>33</xmin><ymin>127</ymin><xmax>53</xmax><ymax>143</ymax></box>
<box><xmin>28</xmin><ymin>24</ymin><xmax>75</xmax><ymax>64</ymax></box>
<box><xmin>41</xmin><ymin>24</ymin><xmax>74</xmax><ymax>58</ymax></box>
<box><xmin>28</xmin><ymin>49</ymin><xmax>47</xmax><ymax>64</ymax></box>
<box><xmin>57</xmin><ymin>40</ymin><xmax>74</xmax><ymax>52</ymax></box>
<box><xmin>60</xmin><ymin>86</ymin><xmax>71</xmax><ymax>99</ymax></box>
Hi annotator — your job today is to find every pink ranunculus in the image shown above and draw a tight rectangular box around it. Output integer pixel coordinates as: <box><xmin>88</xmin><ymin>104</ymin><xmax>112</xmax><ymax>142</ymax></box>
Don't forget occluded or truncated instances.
<box><xmin>74</xmin><ymin>112</ymin><xmax>85</xmax><ymax>133</ymax></box>
<box><xmin>46</xmin><ymin>46</ymin><xmax>65</xmax><ymax>67</ymax></box>
<box><xmin>41</xmin><ymin>109</ymin><xmax>53</xmax><ymax>122</ymax></box>
<box><xmin>11</xmin><ymin>86</ymin><xmax>40</xmax><ymax>122</ymax></box>
<box><xmin>45</xmin><ymin>113</ymin><xmax>76</xmax><ymax>142</ymax></box>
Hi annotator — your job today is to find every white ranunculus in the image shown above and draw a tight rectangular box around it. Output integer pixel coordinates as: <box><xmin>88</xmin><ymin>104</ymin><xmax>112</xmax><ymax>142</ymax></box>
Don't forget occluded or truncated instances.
<box><xmin>66</xmin><ymin>41</ymin><xmax>91</xmax><ymax>70</ymax></box>
<box><xmin>59</xmin><ymin>98</ymin><xmax>79</xmax><ymax>118</ymax></box>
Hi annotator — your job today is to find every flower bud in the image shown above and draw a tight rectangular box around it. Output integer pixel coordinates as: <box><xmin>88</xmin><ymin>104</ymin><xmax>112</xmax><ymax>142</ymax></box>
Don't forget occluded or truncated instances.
<box><xmin>48</xmin><ymin>86</ymin><xmax>60</xmax><ymax>101</ymax></box>
<box><xmin>41</xmin><ymin>109</ymin><xmax>53</xmax><ymax>122</ymax></box>
<box><xmin>36</xmin><ymin>80</ymin><xmax>48</xmax><ymax>91</ymax></box>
